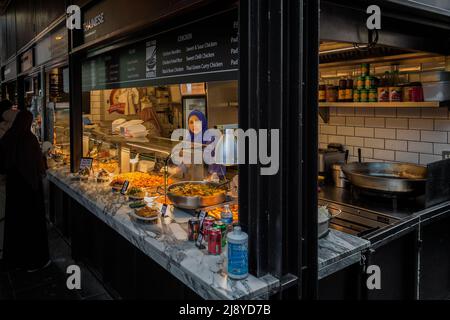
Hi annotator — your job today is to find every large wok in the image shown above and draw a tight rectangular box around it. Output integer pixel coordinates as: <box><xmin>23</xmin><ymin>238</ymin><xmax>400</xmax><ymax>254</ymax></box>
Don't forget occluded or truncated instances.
<box><xmin>342</xmin><ymin>162</ymin><xmax>427</xmax><ymax>194</ymax></box>
<box><xmin>167</xmin><ymin>181</ymin><xmax>227</xmax><ymax>209</ymax></box>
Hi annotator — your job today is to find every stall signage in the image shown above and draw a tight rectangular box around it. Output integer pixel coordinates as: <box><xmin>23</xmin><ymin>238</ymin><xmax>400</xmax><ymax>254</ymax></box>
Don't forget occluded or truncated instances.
<box><xmin>35</xmin><ymin>26</ymin><xmax>67</xmax><ymax>66</ymax></box>
<box><xmin>20</xmin><ymin>49</ymin><xmax>34</xmax><ymax>73</ymax></box>
<box><xmin>79</xmin><ymin>157</ymin><xmax>93</xmax><ymax>171</ymax></box>
<box><xmin>195</xmin><ymin>210</ymin><xmax>207</xmax><ymax>249</ymax></box>
<box><xmin>81</xmin><ymin>0</ymin><xmax>197</xmax><ymax>44</ymax></box>
<box><xmin>120</xmin><ymin>180</ymin><xmax>130</xmax><ymax>195</ymax></box>
<box><xmin>3</xmin><ymin>61</ymin><xmax>17</xmax><ymax>82</ymax></box>
<box><xmin>82</xmin><ymin>10</ymin><xmax>238</xmax><ymax>91</ymax></box>
<box><xmin>83</xmin><ymin>12</ymin><xmax>105</xmax><ymax>38</ymax></box>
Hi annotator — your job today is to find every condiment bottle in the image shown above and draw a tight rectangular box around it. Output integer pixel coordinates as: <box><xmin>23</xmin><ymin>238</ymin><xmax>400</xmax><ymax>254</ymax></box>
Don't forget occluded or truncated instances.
<box><xmin>221</xmin><ymin>204</ymin><xmax>233</xmax><ymax>233</ymax></box>
<box><xmin>338</xmin><ymin>78</ymin><xmax>347</xmax><ymax>102</ymax></box>
<box><xmin>227</xmin><ymin>226</ymin><xmax>249</xmax><ymax>280</ymax></box>
<box><xmin>345</xmin><ymin>78</ymin><xmax>354</xmax><ymax>102</ymax></box>
<box><xmin>318</xmin><ymin>81</ymin><xmax>327</xmax><ymax>102</ymax></box>
<box><xmin>326</xmin><ymin>85</ymin><xmax>338</xmax><ymax>102</ymax></box>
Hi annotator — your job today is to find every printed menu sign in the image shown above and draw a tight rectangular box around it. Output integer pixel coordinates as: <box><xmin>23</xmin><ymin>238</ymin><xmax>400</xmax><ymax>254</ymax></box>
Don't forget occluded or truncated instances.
<box><xmin>82</xmin><ymin>10</ymin><xmax>238</xmax><ymax>91</ymax></box>
<box><xmin>79</xmin><ymin>157</ymin><xmax>93</xmax><ymax>171</ymax></box>
<box><xmin>3</xmin><ymin>61</ymin><xmax>17</xmax><ymax>82</ymax></box>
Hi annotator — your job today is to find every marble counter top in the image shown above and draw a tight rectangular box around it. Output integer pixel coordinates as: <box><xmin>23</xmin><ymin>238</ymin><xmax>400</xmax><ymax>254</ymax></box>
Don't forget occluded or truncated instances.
<box><xmin>318</xmin><ymin>229</ymin><xmax>370</xmax><ymax>280</ymax></box>
<box><xmin>46</xmin><ymin>168</ymin><xmax>279</xmax><ymax>300</ymax></box>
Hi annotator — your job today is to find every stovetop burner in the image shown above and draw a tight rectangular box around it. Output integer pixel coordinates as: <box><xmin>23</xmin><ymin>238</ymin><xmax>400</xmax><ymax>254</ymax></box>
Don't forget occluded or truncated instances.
<box><xmin>349</xmin><ymin>185</ymin><xmax>423</xmax><ymax>211</ymax></box>
<box><xmin>318</xmin><ymin>184</ymin><xmax>425</xmax><ymax>238</ymax></box>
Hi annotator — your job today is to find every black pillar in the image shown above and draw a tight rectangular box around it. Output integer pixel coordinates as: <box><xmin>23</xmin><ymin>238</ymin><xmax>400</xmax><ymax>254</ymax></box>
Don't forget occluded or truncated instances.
<box><xmin>238</xmin><ymin>0</ymin><xmax>319</xmax><ymax>299</ymax></box>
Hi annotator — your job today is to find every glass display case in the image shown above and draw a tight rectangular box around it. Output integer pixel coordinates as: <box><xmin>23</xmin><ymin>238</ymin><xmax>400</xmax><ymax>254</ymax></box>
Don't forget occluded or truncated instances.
<box><xmin>46</xmin><ymin>67</ymin><xmax>71</xmax><ymax>167</ymax></box>
<box><xmin>79</xmin><ymin>126</ymin><xmax>239</xmax><ymax>218</ymax></box>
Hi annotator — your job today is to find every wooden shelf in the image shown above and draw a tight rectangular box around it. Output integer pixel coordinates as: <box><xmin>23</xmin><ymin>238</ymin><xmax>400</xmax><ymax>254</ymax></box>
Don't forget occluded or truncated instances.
<box><xmin>318</xmin><ymin>101</ymin><xmax>450</xmax><ymax>123</ymax></box>
<box><xmin>319</xmin><ymin>101</ymin><xmax>448</xmax><ymax>108</ymax></box>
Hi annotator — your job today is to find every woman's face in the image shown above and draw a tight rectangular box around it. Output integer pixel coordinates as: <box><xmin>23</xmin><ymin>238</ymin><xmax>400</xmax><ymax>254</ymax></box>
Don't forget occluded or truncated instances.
<box><xmin>188</xmin><ymin>115</ymin><xmax>202</xmax><ymax>135</ymax></box>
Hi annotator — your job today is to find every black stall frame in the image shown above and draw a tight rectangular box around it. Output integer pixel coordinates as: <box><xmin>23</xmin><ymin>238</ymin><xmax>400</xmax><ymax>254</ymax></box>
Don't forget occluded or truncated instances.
<box><xmin>65</xmin><ymin>0</ymin><xmax>320</xmax><ymax>299</ymax></box>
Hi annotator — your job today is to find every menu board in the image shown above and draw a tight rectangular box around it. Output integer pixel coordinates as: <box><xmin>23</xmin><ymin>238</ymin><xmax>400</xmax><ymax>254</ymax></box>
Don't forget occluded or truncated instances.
<box><xmin>3</xmin><ymin>60</ymin><xmax>17</xmax><ymax>82</ymax></box>
<box><xmin>82</xmin><ymin>10</ymin><xmax>238</xmax><ymax>91</ymax></box>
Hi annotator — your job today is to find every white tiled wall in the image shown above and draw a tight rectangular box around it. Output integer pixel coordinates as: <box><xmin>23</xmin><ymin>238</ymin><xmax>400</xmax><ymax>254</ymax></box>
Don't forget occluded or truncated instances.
<box><xmin>319</xmin><ymin>107</ymin><xmax>450</xmax><ymax>165</ymax></box>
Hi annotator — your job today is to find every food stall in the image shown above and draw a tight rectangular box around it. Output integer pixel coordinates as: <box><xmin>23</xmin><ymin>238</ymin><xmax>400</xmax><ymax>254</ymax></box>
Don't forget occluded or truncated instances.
<box><xmin>1</xmin><ymin>59</ymin><xmax>18</xmax><ymax>104</ymax></box>
<box><xmin>32</xmin><ymin>22</ymin><xmax>70</xmax><ymax>163</ymax></box>
<box><xmin>316</xmin><ymin>1</ymin><xmax>450</xmax><ymax>299</ymax></box>
<box><xmin>43</xmin><ymin>0</ymin><xmax>450</xmax><ymax>300</ymax></box>
<box><xmin>47</xmin><ymin>0</ymin><xmax>287</xmax><ymax>300</ymax></box>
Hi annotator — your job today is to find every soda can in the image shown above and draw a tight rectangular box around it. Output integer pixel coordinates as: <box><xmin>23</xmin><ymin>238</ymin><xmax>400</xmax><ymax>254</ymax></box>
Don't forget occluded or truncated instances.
<box><xmin>188</xmin><ymin>217</ymin><xmax>200</xmax><ymax>241</ymax></box>
<box><xmin>214</xmin><ymin>221</ymin><xmax>227</xmax><ymax>247</ymax></box>
<box><xmin>203</xmin><ymin>217</ymin><xmax>215</xmax><ymax>242</ymax></box>
<box><xmin>208</xmin><ymin>228</ymin><xmax>222</xmax><ymax>255</ymax></box>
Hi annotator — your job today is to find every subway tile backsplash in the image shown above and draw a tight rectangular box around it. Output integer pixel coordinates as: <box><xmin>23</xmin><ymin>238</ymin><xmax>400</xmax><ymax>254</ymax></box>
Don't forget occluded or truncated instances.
<box><xmin>319</xmin><ymin>107</ymin><xmax>450</xmax><ymax>165</ymax></box>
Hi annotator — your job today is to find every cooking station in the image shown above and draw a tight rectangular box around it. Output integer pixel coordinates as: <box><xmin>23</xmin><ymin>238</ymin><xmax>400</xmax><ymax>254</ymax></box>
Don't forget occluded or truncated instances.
<box><xmin>318</xmin><ymin>158</ymin><xmax>450</xmax><ymax>299</ymax></box>
<box><xmin>319</xmin><ymin>185</ymin><xmax>416</xmax><ymax>237</ymax></box>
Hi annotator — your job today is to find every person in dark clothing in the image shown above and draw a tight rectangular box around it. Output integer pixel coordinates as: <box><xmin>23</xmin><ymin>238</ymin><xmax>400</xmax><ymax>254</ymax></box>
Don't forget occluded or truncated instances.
<box><xmin>0</xmin><ymin>100</ymin><xmax>13</xmax><ymax>124</ymax></box>
<box><xmin>0</xmin><ymin>99</ymin><xmax>12</xmax><ymax>114</ymax></box>
<box><xmin>0</xmin><ymin>110</ymin><xmax>50</xmax><ymax>272</ymax></box>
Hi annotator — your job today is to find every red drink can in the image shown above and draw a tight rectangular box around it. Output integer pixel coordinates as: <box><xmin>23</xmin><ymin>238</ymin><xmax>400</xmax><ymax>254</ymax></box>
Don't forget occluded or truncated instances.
<box><xmin>202</xmin><ymin>217</ymin><xmax>215</xmax><ymax>242</ymax></box>
<box><xmin>188</xmin><ymin>217</ymin><xmax>200</xmax><ymax>241</ymax></box>
<box><xmin>208</xmin><ymin>228</ymin><xmax>222</xmax><ymax>255</ymax></box>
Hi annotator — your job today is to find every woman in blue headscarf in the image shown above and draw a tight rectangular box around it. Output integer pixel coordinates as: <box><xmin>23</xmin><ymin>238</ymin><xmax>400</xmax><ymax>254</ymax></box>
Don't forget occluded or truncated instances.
<box><xmin>184</xmin><ymin>110</ymin><xmax>225</xmax><ymax>179</ymax></box>
<box><xmin>187</xmin><ymin>110</ymin><xmax>208</xmax><ymax>144</ymax></box>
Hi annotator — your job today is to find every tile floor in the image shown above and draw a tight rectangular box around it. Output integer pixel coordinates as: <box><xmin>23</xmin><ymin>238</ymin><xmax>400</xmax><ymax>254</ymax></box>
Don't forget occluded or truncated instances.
<box><xmin>0</xmin><ymin>224</ymin><xmax>112</xmax><ymax>300</ymax></box>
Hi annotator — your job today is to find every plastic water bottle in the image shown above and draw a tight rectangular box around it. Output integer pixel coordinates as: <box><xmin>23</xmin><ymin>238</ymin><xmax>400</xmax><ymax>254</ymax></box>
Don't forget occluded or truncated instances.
<box><xmin>227</xmin><ymin>226</ymin><xmax>248</xmax><ymax>280</ymax></box>
<box><xmin>221</xmin><ymin>204</ymin><xmax>233</xmax><ymax>232</ymax></box>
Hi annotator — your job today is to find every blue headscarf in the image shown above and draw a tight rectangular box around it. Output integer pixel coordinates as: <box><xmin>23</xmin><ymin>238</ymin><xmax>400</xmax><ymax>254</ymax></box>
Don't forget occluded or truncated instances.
<box><xmin>184</xmin><ymin>110</ymin><xmax>226</xmax><ymax>178</ymax></box>
<box><xmin>188</xmin><ymin>110</ymin><xmax>208</xmax><ymax>143</ymax></box>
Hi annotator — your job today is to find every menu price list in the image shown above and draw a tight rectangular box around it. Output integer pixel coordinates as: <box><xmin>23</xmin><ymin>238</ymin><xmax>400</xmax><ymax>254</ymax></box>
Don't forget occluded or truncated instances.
<box><xmin>82</xmin><ymin>10</ymin><xmax>239</xmax><ymax>91</ymax></box>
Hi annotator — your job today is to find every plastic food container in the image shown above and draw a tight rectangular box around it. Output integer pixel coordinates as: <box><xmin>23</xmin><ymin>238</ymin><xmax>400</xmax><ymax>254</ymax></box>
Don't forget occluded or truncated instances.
<box><xmin>422</xmin><ymin>81</ymin><xmax>450</xmax><ymax>102</ymax></box>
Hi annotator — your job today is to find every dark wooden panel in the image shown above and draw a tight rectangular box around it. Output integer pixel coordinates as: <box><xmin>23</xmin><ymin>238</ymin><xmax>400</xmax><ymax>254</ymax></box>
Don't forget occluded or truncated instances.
<box><xmin>15</xmin><ymin>0</ymin><xmax>35</xmax><ymax>50</ymax></box>
<box><xmin>5</xmin><ymin>5</ymin><xmax>16</xmax><ymax>59</ymax></box>
<box><xmin>318</xmin><ymin>264</ymin><xmax>361</xmax><ymax>300</ymax></box>
<box><xmin>34</xmin><ymin>0</ymin><xmax>66</xmax><ymax>36</ymax></box>
<box><xmin>0</xmin><ymin>15</ymin><xmax>6</xmax><ymax>64</ymax></box>
<box><xmin>419</xmin><ymin>216</ymin><xmax>450</xmax><ymax>299</ymax></box>
<box><xmin>364</xmin><ymin>232</ymin><xmax>417</xmax><ymax>300</ymax></box>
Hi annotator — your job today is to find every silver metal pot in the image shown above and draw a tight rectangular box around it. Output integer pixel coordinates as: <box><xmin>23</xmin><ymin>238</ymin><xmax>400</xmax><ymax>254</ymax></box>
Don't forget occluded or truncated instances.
<box><xmin>318</xmin><ymin>147</ymin><xmax>346</xmax><ymax>175</ymax></box>
<box><xmin>167</xmin><ymin>181</ymin><xmax>227</xmax><ymax>209</ymax></box>
<box><xmin>342</xmin><ymin>162</ymin><xmax>427</xmax><ymax>194</ymax></box>
<box><xmin>318</xmin><ymin>205</ymin><xmax>342</xmax><ymax>238</ymax></box>
<box><xmin>331</xmin><ymin>163</ymin><xmax>350</xmax><ymax>188</ymax></box>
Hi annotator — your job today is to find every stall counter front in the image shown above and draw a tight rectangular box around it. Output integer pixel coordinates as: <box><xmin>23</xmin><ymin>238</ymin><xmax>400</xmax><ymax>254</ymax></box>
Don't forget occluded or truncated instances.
<box><xmin>46</xmin><ymin>167</ymin><xmax>279</xmax><ymax>300</ymax></box>
<box><xmin>318</xmin><ymin>230</ymin><xmax>370</xmax><ymax>280</ymax></box>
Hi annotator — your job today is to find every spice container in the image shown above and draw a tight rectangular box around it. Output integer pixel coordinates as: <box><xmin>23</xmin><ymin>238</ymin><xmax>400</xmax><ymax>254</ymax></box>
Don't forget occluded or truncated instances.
<box><xmin>360</xmin><ymin>89</ymin><xmax>368</xmax><ymax>102</ymax></box>
<box><xmin>326</xmin><ymin>85</ymin><xmax>338</xmax><ymax>102</ymax></box>
<box><xmin>356</xmin><ymin>76</ymin><xmax>365</xmax><ymax>90</ymax></box>
<box><xmin>345</xmin><ymin>79</ymin><xmax>353</xmax><ymax>102</ymax></box>
<box><xmin>338</xmin><ymin>78</ymin><xmax>347</xmax><ymax>102</ymax></box>
<box><xmin>353</xmin><ymin>89</ymin><xmax>360</xmax><ymax>102</ymax></box>
<box><xmin>368</xmin><ymin>88</ymin><xmax>378</xmax><ymax>102</ymax></box>
<box><xmin>319</xmin><ymin>83</ymin><xmax>327</xmax><ymax>102</ymax></box>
